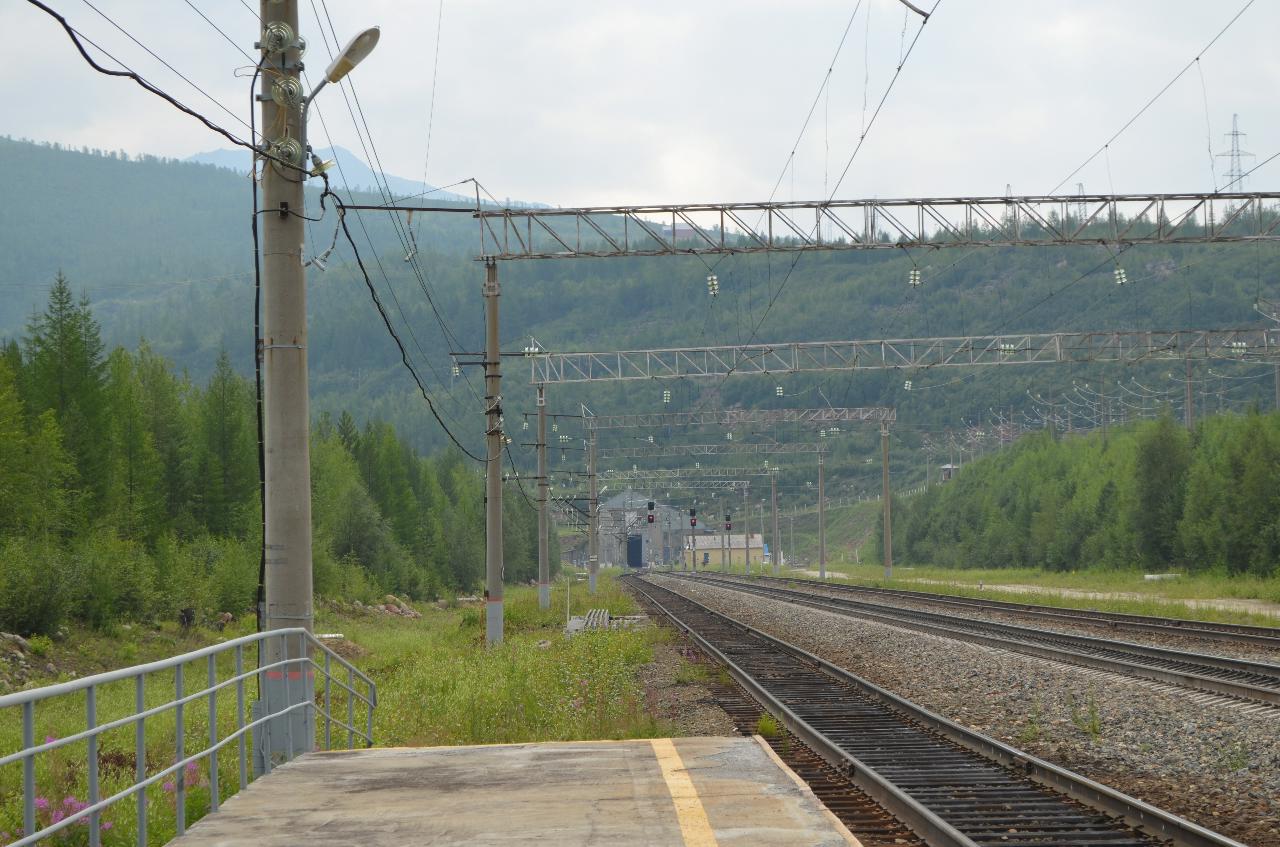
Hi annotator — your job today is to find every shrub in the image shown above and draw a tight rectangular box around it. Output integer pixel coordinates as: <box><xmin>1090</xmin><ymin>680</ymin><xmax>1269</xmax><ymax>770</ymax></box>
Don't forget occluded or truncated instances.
<box><xmin>0</xmin><ymin>537</ymin><xmax>68</xmax><ymax>635</ymax></box>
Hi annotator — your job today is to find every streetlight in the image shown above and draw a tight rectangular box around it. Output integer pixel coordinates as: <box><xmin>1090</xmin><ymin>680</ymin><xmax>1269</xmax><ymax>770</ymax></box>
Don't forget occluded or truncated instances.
<box><xmin>306</xmin><ymin>27</ymin><xmax>381</xmax><ymax>105</ymax></box>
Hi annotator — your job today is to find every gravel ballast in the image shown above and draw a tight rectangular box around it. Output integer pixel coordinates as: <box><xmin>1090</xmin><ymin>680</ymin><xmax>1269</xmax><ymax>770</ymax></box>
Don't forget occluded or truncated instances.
<box><xmin>650</xmin><ymin>574</ymin><xmax>1280</xmax><ymax>847</ymax></box>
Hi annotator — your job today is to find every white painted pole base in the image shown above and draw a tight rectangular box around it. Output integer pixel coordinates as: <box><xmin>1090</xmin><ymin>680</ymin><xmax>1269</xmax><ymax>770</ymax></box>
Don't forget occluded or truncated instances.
<box><xmin>486</xmin><ymin>600</ymin><xmax>503</xmax><ymax>646</ymax></box>
<box><xmin>538</xmin><ymin>583</ymin><xmax>550</xmax><ymax>609</ymax></box>
<box><xmin>588</xmin><ymin>571</ymin><xmax>597</xmax><ymax>594</ymax></box>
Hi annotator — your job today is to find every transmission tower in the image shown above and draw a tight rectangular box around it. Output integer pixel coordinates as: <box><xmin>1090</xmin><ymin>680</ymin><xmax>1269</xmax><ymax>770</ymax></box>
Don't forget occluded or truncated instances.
<box><xmin>1217</xmin><ymin>113</ymin><xmax>1255</xmax><ymax>191</ymax></box>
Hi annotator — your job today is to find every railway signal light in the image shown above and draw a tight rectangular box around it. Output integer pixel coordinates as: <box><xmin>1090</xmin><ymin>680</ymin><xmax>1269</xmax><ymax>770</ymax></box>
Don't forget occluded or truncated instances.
<box><xmin>689</xmin><ymin>508</ymin><xmax>697</xmax><ymax>528</ymax></box>
<box><xmin>647</xmin><ymin>501</ymin><xmax>655</xmax><ymax>523</ymax></box>
<box><xmin>725</xmin><ymin>513</ymin><xmax>732</xmax><ymax>531</ymax></box>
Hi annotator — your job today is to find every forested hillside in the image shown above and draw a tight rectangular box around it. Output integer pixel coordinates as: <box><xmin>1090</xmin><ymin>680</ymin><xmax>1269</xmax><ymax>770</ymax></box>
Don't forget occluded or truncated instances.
<box><xmin>0</xmin><ymin>276</ymin><xmax>549</xmax><ymax>636</ymax></box>
<box><xmin>888</xmin><ymin>412</ymin><xmax>1280</xmax><ymax>579</ymax></box>
<box><xmin>3</xmin><ymin>136</ymin><xmax>1280</xmax><ymax>585</ymax></box>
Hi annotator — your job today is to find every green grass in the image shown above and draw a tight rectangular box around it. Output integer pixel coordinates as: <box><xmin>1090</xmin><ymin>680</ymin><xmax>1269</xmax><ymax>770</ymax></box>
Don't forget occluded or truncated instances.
<box><xmin>787</xmin><ymin>562</ymin><xmax>1280</xmax><ymax>627</ymax></box>
<box><xmin>754</xmin><ymin>714</ymin><xmax>781</xmax><ymax>739</ymax></box>
<box><xmin>0</xmin><ymin>570</ymin><xmax>665</xmax><ymax>844</ymax></box>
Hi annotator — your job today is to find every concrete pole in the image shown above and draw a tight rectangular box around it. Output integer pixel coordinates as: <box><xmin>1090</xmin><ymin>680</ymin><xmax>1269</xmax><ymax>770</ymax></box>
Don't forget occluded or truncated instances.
<box><xmin>770</xmin><ymin>472</ymin><xmax>779</xmax><ymax>575</ymax></box>
<box><xmin>483</xmin><ymin>259</ymin><xmax>504</xmax><ymax>646</ymax></box>
<box><xmin>587</xmin><ymin>427</ymin><xmax>599</xmax><ymax>593</ymax></box>
<box><xmin>1274</xmin><ymin>363</ymin><xmax>1279</xmax><ymax>412</ymax></box>
<box><xmin>536</xmin><ymin>385</ymin><xmax>549</xmax><ymax>609</ymax></box>
<box><xmin>1185</xmin><ymin>357</ymin><xmax>1195</xmax><ymax>430</ymax></box>
<box><xmin>720</xmin><ymin>500</ymin><xmax>727</xmax><ymax>572</ymax></box>
<box><xmin>881</xmin><ymin>421</ymin><xmax>892</xmax><ymax>580</ymax></box>
<box><xmin>742</xmin><ymin>485</ymin><xmax>751</xmax><ymax>575</ymax></box>
<box><xmin>260</xmin><ymin>0</ymin><xmax>313</xmax><ymax>735</ymax></box>
<box><xmin>818</xmin><ymin>455</ymin><xmax>826</xmax><ymax>580</ymax></box>
<box><xmin>758</xmin><ymin>502</ymin><xmax>767</xmax><ymax>575</ymax></box>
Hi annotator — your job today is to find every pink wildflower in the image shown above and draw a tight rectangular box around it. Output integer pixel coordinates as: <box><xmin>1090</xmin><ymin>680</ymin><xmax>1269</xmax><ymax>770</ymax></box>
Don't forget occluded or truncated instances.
<box><xmin>162</xmin><ymin>781</ymin><xmax>175</xmax><ymax>793</ymax></box>
<box><xmin>34</xmin><ymin>797</ymin><xmax>49</xmax><ymax>810</ymax></box>
<box><xmin>100</xmin><ymin>822</ymin><xmax>114</xmax><ymax>831</ymax></box>
<box><xmin>44</xmin><ymin>735</ymin><xmax>57</xmax><ymax>744</ymax></box>
<box><xmin>50</xmin><ymin>810</ymin><xmax>64</xmax><ymax>824</ymax></box>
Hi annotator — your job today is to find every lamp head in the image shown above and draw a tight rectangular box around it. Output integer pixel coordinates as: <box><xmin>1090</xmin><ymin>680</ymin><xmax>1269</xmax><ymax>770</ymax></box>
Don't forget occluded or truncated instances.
<box><xmin>325</xmin><ymin>27</ymin><xmax>380</xmax><ymax>83</ymax></box>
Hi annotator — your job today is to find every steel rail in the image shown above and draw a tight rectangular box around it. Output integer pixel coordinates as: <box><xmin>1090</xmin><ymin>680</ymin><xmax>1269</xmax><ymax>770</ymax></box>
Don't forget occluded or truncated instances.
<box><xmin>682</xmin><ymin>573</ymin><xmax>1280</xmax><ymax>707</ymax></box>
<box><xmin>754</xmin><ymin>574</ymin><xmax>1280</xmax><ymax>648</ymax></box>
<box><xmin>629</xmin><ymin>575</ymin><xmax>1243</xmax><ymax>847</ymax></box>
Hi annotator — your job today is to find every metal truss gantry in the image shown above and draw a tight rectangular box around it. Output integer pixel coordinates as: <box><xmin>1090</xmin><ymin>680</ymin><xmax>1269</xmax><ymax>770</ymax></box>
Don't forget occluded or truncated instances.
<box><xmin>603</xmin><ymin>467</ymin><xmax>780</xmax><ymax>480</ymax></box>
<box><xmin>453</xmin><ymin>192</ymin><xmax>1280</xmax><ymax>260</ymax></box>
<box><xmin>531</xmin><ymin>328</ymin><xmax>1280</xmax><ymax>384</ymax></box>
<box><xmin>599</xmin><ymin>442</ymin><xmax>825</xmax><ymax>459</ymax></box>
<box><xmin>583</xmin><ymin>407</ymin><xmax>895</xmax><ymax>429</ymax></box>
<box><xmin>560</xmin><ymin>479</ymin><xmax>750</xmax><ymax>498</ymax></box>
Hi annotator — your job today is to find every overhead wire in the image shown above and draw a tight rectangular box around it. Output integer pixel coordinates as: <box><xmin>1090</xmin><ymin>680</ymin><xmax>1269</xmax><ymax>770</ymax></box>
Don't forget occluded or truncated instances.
<box><xmin>1048</xmin><ymin>0</ymin><xmax>1257</xmax><ymax>195</ymax></box>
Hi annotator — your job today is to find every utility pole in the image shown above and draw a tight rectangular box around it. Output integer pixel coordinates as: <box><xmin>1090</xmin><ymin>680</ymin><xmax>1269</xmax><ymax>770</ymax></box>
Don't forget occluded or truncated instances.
<box><xmin>259</xmin><ymin>0</ymin><xmax>314</xmax><ymax>633</ymax></box>
<box><xmin>483</xmin><ymin>259</ymin><xmax>504</xmax><ymax>645</ymax></box>
<box><xmin>720</xmin><ymin>501</ymin><xmax>727</xmax><ymax>572</ymax></box>
<box><xmin>881</xmin><ymin>420</ymin><xmax>892</xmax><ymax>580</ymax></box>
<box><xmin>818</xmin><ymin>455</ymin><xmax>826</xmax><ymax>580</ymax></box>
<box><xmin>1184</xmin><ymin>357</ymin><xmax>1195</xmax><ymax>431</ymax></box>
<box><xmin>770</xmin><ymin>471</ymin><xmax>779</xmax><ymax>575</ymax></box>
<box><xmin>587</xmin><ymin>426</ymin><xmax>599</xmax><ymax>593</ymax></box>
<box><xmin>258</xmin><ymin>0</ymin><xmax>314</xmax><ymax>758</ymax></box>
<box><xmin>536</xmin><ymin>385</ymin><xmax>549</xmax><ymax>609</ymax></box>
<box><xmin>788</xmin><ymin>513</ymin><xmax>794</xmax><ymax>567</ymax></box>
<box><xmin>758</xmin><ymin>501</ymin><xmax>767</xmax><ymax>575</ymax></box>
<box><xmin>742</xmin><ymin>485</ymin><xmax>751</xmax><ymax>575</ymax></box>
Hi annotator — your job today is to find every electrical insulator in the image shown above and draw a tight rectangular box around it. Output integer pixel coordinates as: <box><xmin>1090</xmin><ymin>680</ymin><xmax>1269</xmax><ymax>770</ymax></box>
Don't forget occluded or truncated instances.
<box><xmin>904</xmin><ymin>379</ymin><xmax>913</xmax><ymax>391</ymax></box>
<box><xmin>552</xmin><ymin>423</ymin><xmax>558</xmax><ymax>432</ymax></box>
<box><xmin>522</xmin><ymin>420</ymin><xmax>529</xmax><ymax>430</ymax></box>
<box><xmin>775</xmin><ymin>385</ymin><xmax>783</xmax><ymax>396</ymax></box>
<box><xmin>451</xmin><ymin>364</ymin><xmax>461</xmax><ymax>377</ymax></box>
<box><xmin>647</xmin><ymin>435</ymin><xmax>654</xmax><ymax>443</ymax></box>
<box><xmin>908</xmin><ymin>268</ymin><xmax>922</xmax><ymax>287</ymax></box>
<box><xmin>1113</xmin><ymin>266</ymin><xmax>1128</xmax><ymax>286</ymax></box>
<box><xmin>662</xmin><ymin>389</ymin><xmax>671</xmax><ymax>404</ymax></box>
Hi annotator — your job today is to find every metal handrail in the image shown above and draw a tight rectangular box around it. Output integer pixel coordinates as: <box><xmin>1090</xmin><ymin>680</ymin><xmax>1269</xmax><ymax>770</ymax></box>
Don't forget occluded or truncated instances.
<box><xmin>1</xmin><ymin>627</ymin><xmax>376</xmax><ymax>846</ymax></box>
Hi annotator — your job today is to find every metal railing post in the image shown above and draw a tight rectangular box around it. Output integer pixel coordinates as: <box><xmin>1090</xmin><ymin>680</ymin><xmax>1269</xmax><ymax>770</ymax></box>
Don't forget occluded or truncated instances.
<box><xmin>282</xmin><ymin>633</ymin><xmax>295</xmax><ymax>761</ymax></box>
<box><xmin>87</xmin><ymin>685</ymin><xmax>100</xmax><ymax>847</ymax></box>
<box><xmin>207</xmin><ymin>655</ymin><xmax>219</xmax><ymax>813</ymax></box>
<box><xmin>22</xmin><ymin>701</ymin><xmax>34</xmax><ymax>838</ymax></box>
<box><xmin>365</xmin><ymin>683</ymin><xmax>374</xmax><ymax>747</ymax></box>
<box><xmin>346</xmin><ymin>666</ymin><xmax>354</xmax><ymax>749</ymax></box>
<box><xmin>175</xmin><ymin>662</ymin><xmax>185</xmax><ymax>836</ymax></box>
<box><xmin>235</xmin><ymin>645</ymin><xmax>247</xmax><ymax>791</ymax></box>
<box><xmin>323</xmin><ymin>652</ymin><xmax>332</xmax><ymax>750</ymax></box>
<box><xmin>135</xmin><ymin>674</ymin><xmax>146</xmax><ymax>847</ymax></box>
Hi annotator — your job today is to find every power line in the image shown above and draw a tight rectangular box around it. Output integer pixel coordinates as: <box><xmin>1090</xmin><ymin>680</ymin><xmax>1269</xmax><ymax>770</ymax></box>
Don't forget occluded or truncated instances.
<box><xmin>1048</xmin><ymin>0</ymin><xmax>1257</xmax><ymax>195</ymax></box>
<box><xmin>77</xmin><ymin>0</ymin><xmax>253</xmax><ymax>134</ymax></box>
<box><xmin>325</xmin><ymin>189</ymin><xmax>485</xmax><ymax>463</ymax></box>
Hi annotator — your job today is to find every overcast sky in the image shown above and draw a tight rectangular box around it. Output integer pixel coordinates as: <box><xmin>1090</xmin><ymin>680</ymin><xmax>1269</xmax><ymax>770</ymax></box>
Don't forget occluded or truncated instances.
<box><xmin>3</xmin><ymin>0</ymin><xmax>1279</xmax><ymax>207</ymax></box>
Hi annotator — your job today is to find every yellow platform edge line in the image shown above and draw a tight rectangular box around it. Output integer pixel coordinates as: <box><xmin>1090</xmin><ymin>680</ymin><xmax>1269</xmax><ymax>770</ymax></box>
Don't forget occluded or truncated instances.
<box><xmin>650</xmin><ymin>738</ymin><xmax>720</xmax><ymax>847</ymax></box>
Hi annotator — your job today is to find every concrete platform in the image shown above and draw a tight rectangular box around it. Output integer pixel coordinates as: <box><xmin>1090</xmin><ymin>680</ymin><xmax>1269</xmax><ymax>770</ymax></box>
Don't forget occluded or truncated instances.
<box><xmin>170</xmin><ymin>737</ymin><xmax>859</xmax><ymax>846</ymax></box>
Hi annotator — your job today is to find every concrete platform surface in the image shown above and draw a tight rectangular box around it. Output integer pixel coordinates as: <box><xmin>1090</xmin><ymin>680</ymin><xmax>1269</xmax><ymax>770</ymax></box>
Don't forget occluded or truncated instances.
<box><xmin>169</xmin><ymin>737</ymin><xmax>859</xmax><ymax>846</ymax></box>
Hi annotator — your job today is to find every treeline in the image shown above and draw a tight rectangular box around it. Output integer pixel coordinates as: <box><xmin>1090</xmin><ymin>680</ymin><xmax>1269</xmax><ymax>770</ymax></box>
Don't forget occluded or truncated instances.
<box><xmin>890</xmin><ymin>412</ymin><xmax>1280</xmax><ymax>576</ymax></box>
<box><xmin>0</xmin><ymin>274</ymin><xmax>551</xmax><ymax>636</ymax></box>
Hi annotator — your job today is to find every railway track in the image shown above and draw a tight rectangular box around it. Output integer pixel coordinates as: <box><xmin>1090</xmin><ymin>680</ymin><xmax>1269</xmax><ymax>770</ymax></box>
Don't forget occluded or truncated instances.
<box><xmin>739</xmin><ymin>574</ymin><xmax>1280</xmax><ymax>648</ymax></box>
<box><xmin>679</xmin><ymin>572</ymin><xmax>1280</xmax><ymax>708</ymax></box>
<box><xmin>628</xmin><ymin>575</ymin><xmax>1244</xmax><ymax>847</ymax></box>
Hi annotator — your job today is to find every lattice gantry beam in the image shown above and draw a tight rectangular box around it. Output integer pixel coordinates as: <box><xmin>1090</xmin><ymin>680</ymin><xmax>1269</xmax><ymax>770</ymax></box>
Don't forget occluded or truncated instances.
<box><xmin>583</xmin><ymin>407</ymin><xmax>895</xmax><ymax>429</ymax></box>
<box><xmin>474</xmin><ymin>192</ymin><xmax>1280</xmax><ymax>260</ymax></box>
<box><xmin>603</xmin><ymin>467</ymin><xmax>781</xmax><ymax>480</ymax></box>
<box><xmin>599</xmin><ymin>442</ymin><xmax>825</xmax><ymax>459</ymax></box>
<box><xmin>560</xmin><ymin>480</ymin><xmax>750</xmax><ymax>496</ymax></box>
<box><xmin>531</xmin><ymin>328</ymin><xmax>1280</xmax><ymax>384</ymax></box>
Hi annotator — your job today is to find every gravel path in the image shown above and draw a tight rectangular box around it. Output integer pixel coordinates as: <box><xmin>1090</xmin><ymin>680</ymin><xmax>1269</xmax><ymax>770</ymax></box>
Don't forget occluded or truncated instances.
<box><xmin>747</xmin><ymin>576</ymin><xmax>1280</xmax><ymax>664</ymax></box>
<box><xmin>652</xmin><ymin>574</ymin><xmax>1280</xmax><ymax>847</ymax></box>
